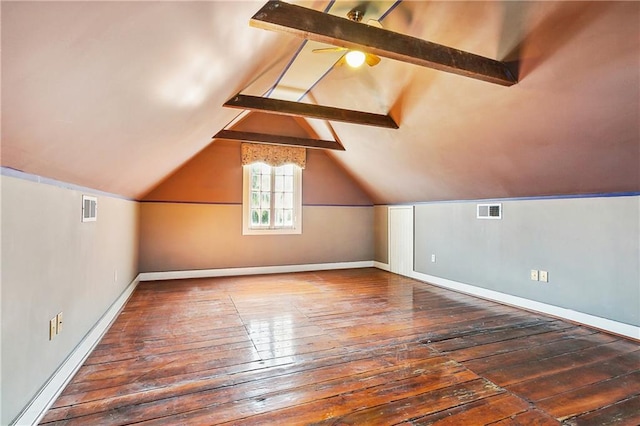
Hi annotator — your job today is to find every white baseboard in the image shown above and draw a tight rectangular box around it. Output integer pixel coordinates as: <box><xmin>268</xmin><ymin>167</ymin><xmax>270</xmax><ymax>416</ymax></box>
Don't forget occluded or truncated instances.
<box><xmin>408</xmin><ymin>270</ymin><xmax>639</xmax><ymax>341</ymax></box>
<box><xmin>139</xmin><ymin>260</ymin><xmax>375</xmax><ymax>281</ymax></box>
<box><xmin>373</xmin><ymin>261</ymin><xmax>390</xmax><ymax>271</ymax></box>
<box><xmin>13</xmin><ymin>275</ymin><xmax>140</xmax><ymax>426</ymax></box>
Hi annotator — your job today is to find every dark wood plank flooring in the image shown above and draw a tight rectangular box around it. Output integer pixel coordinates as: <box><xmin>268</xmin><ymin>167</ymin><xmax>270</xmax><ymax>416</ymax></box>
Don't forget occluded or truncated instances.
<box><xmin>41</xmin><ymin>268</ymin><xmax>640</xmax><ymax>425</ymax></box>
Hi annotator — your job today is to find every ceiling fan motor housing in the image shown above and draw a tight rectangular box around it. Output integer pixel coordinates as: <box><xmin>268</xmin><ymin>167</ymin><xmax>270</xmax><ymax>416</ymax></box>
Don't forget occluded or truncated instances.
<box><xmin>347</xmin><ymin>8</ymin><xmax>364</xmax><ymax>22</ymax></box>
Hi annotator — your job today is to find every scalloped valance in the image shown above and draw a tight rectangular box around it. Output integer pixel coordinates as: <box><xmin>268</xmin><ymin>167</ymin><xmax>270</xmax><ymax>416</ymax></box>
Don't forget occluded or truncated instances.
<box><xmin>241</xmin><ymin>143</ymin><xmax>306</xmax><ymax>169</ymax></box>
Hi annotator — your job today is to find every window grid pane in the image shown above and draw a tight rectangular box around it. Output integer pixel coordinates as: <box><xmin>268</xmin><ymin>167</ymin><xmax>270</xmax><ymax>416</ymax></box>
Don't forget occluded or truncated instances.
<box><xmin>250</xmin><ymin>191</ymin><xmax>260</xmax><ymax>208</ymax></box>
<box><xmin>261</xmin><ymin>192</ymin><xmax>270</xmax><ymax>208</ymax></box>
<box><xmin>275</xmin><ymin>209</ymin><xmax>284</xmax><ymax>226</ymax></box>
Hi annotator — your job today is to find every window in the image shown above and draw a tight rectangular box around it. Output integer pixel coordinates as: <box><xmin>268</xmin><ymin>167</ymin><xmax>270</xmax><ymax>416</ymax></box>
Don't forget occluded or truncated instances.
<box><xmin>243</xmin><ymin>162</ymin><xmax>302</xmax><ymax>235</ymax></box>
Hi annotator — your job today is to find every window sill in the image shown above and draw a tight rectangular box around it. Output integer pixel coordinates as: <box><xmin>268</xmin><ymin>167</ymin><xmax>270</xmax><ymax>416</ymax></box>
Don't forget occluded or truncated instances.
<box><xmin>242</xmin><ymin>227</ymin><xmax>302</xmax><ymax>236</ymax></box>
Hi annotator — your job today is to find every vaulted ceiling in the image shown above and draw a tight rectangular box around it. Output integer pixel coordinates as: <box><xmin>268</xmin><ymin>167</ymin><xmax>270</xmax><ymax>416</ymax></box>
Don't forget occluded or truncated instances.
<box><xmin>2</xmin><ymin>1</ymin><xmax>638</xmax><ymax>204</ymax></box>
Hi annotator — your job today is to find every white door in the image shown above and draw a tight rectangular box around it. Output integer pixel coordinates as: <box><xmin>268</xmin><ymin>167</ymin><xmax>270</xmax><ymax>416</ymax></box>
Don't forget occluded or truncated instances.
<box><xmin>388</xmin><ymin>206</ymin><xmax>414</xmax><ymax>276</ymax></box>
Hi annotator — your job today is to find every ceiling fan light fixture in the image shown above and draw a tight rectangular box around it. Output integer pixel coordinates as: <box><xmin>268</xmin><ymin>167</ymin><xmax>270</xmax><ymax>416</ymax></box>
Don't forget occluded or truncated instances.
<box><xmin>345</xmin><ymin>50</ymin><xmax>366</xmax><ymax>68</ymax></box>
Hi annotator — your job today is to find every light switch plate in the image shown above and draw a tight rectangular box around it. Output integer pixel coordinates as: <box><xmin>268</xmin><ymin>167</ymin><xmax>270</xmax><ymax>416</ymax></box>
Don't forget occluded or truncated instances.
<box><xmin>56</xmin><ymin>312</ymin><xmax>63</xmax><ymax>333</ymax></box>
<box><xmin>530</xmin><ymin>270</ymin><xmax>539</xmax><ymax>281</ymax></box>
<box><xmin>539</xmin><ymin>271</ymin><xmax>548</xmax><ymax>282</ymax></box>
<box><xmin>49</xmin><ymin>317</ymin><xmax>57</xmax><ymax>340</ymax></box>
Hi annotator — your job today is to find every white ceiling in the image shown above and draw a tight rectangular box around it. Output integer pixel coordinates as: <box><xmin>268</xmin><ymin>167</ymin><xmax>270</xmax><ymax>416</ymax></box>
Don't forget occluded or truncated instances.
<box><xmin>2</xmin><ymin>1</ymin><xmax>638</xmax><ymax>203</ymax></box>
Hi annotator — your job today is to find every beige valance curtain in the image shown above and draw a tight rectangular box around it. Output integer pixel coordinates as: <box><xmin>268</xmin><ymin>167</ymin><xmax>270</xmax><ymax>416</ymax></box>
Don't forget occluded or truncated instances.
<box><xmin>241</xmin><ymin>143</ymin><xmax>306</xmax><ymax>169</ymax></box>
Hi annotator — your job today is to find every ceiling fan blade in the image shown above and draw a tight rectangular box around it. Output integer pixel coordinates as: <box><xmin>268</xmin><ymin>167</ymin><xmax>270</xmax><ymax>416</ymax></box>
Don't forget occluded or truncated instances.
<box><xmin>365</xmin><ymin>53</ymin><xmax>381</xmax><ymax>67</ymax></box>
<box><xmin>312</xmin><ymin>47</ymin><xmax>347</xmax><ymax>54</ymax></box>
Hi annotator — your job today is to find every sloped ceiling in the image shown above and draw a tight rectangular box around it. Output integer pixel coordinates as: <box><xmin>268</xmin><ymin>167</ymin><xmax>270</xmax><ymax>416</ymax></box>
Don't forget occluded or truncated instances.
<box><xmin>2</xmin><ymin>1</ymin><xmax>638</xmax><ymax>203</ymax></box>
<box><xmin>1</xmin><ymin>1</ymin><xmax>299</xmax><ymax>196</ymax></box>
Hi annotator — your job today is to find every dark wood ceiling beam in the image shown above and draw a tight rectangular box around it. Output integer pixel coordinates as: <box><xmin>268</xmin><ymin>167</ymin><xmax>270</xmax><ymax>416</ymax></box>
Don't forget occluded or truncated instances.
<box><xmin>224</xmin><ymin>94</ymin><xmax>398</xmax><ymax>129</ymax></box>
<box><xmin>250</xmin><ymin>1</ymin><xmax>517</xmax><ymax>87</ymax></box>
<box><xmin>213</xmin><ymin>129</ymin><xmax>345</xmax><ymax>151</ymax></box>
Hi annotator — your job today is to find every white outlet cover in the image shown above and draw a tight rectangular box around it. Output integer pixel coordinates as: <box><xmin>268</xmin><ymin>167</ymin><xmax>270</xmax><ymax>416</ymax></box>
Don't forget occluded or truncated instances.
<box><xmin>49</xmin><ymin>318</ymin><xmax>57</xmax><ymax>340</ymax></box>
<box><xmin>56</xmin><ymin>312</ymin><xmax>63</xmax><ymax>333</ymax></box>
<box><xmin>530</xmin><ymin>270</ymin><xmax>539</xmax><ymax>281</ymax></box>
<box><xmin>540</xmin><ymin>271</ymin><xmax>548</xmax><ymax>282</ymax></box>
<box><xmin>431</xmin><ymin>254</ymin><xmax>436</xmax><ymax>262</ymax></box>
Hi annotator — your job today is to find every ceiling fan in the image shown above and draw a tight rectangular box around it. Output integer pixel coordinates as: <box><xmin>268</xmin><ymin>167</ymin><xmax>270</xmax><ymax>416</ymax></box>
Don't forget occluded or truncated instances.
<box><xmin>311</xmin><ymin>6</ymin><xmax>382</xmax><ymax>68</ymax></box>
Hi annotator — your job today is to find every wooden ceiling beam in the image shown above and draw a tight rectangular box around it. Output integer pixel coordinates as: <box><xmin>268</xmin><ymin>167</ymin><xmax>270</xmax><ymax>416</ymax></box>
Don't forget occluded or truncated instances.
<box><xmin>224</xmin><ymin>94</ymin><xmax>398</xmax><ymax>129</ymax></box>
<box><xmin>213</xmin><ymin>129</ymin><xmax>345</xmax><ymax>151</ymax></box>
<box><xmin>250</xmin><ymin>1</ymin><xmax>517</xmax><ymax>87</ymax></box>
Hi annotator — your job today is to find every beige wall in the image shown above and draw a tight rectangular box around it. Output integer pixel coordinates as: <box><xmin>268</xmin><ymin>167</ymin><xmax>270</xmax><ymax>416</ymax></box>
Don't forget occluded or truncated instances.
<box><xmin>374</xmin><ymin>205</ymin><xmax>389</xmax><ymax>264</ymax></box>
<box><xmin>139</xmin><ymin>203</ymin><xmax>373</xmax><ymax>272</ymax></box>
<box><xmin>414</xmin><ymin>196</ymin><xmax>640</xmax><ymax>326</ymax></box>
<box><xmin>140</xmin><ymin>140</ymin><xmax>375</xmax><ymax>273</ymax></box>
<box><xmin>143</xmin><ymin>140</ymin><xmax>243</xmax><ymax>204</ymax></box>
<box><xmin>143</xmin><ymin>140</ymin><xmax>373</xmax><ymax>206</ymax></box>
<box><xmin>303</xmin><ymin>150</ymin><xmax>372</xmax><ymax>206</ymax></box>
<box><xmin>1</xmin><ymin>174</ymin><xmax>139</xmax><ymax>425</ymax></box>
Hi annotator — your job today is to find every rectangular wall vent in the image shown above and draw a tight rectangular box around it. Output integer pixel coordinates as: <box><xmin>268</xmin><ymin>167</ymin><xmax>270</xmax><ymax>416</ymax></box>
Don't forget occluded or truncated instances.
<box><xmin>82</xmin><ymin>195</ymin><xmax>97</xmax><ymax>222</ymax></box>
<box><xmin>477</xmin><ymin>203</ymin><xmax>501</xmax><ymax>219</ymax></box>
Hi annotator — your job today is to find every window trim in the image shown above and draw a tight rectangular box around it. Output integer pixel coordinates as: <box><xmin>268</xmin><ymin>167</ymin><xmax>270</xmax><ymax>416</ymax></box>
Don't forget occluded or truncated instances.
<box><xmin>242</xmin><ymin>163</ymin><xmax>302</xmax><ymax>235</ymax></box>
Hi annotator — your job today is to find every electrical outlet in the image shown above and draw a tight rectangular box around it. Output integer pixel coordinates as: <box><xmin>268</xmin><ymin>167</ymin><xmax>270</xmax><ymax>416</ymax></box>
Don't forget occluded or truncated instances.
<box><xmin>539</xmin><ymin>271</ymin><xmax>548</xmax><ymax>282</ymax></box>
<box><xmin>49</xmin><ymin>317</ymin><xmax>57</xmax><ymax>340</ymax></box>
<box><xmin>56</xmin><ymin>312</ymin><xmax>63</xmax><ymax>333</ymax></box>
<box><xmin>431</xmin><ymin>254</ymin><xmax>436</xmax><ymax>263</ymax></box>
<box><xmin>530</xmin><ymin>270</ymin><xmax>539</xmax><ymax>281</ymax></box>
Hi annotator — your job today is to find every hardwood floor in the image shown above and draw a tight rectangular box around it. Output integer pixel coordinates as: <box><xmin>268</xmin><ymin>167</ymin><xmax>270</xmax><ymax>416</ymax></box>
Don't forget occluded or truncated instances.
<box><xmin>41</xmin><ymin>268</ymin><xmax>640</xmax><ymax>425</ymax></box>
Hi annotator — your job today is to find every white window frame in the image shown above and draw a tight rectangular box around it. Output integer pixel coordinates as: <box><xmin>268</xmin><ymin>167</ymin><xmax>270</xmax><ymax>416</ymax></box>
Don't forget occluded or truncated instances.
<box><xmin>242</xmin><ymin>163</ymin><xmax>302</xmax><ymax>235</ymax></box>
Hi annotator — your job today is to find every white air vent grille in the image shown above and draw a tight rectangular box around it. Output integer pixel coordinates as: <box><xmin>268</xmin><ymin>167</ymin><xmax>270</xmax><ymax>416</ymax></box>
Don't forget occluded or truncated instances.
<box><xmin>82</xmin><ymin>195</ymin><xmax>97</xmax><ymax>222</ymax></box>
<box><xmin>477</xmin><ymin>203</ymin><xmax>501</xmax><ymax>219</ymax></box>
